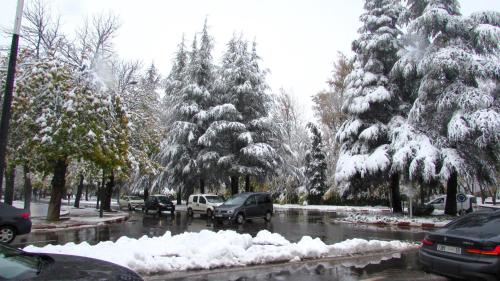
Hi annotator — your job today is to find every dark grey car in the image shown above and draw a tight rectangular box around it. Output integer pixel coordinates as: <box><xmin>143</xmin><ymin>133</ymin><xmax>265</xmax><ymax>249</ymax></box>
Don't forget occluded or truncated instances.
<box><xmin>0</xmin><ymin>243</ymin><xmax>143</xmax><ymax>280</ymax></box>
<box><xmin>214</xmin><ymin>192</ymin><xmax>273</xmax><ymax>224</ymax></box>
<box><xmin>419</xmin><ymin>209</ymin><xmax>500</xmax><ymax>281</ymax></box>
<box><xmin>0</xmin><ymin>203</ymin><xmax>32</xmax><ymax>244</ymax></box>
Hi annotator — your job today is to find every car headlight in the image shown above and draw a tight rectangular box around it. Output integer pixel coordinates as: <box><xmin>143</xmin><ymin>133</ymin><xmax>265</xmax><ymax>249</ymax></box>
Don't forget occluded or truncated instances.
<box><xmin>227</xmin><ymin>210</ymin><xmax>233</xmax><ymax>214</ymax></box>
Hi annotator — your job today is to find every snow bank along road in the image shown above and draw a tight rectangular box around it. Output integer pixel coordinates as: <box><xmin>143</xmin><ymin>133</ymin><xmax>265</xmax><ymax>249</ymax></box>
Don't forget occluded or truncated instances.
<box><xmin>24</xmin><ymin>230</ymin><xmax>418</xmax><ymax>275</ymax></box>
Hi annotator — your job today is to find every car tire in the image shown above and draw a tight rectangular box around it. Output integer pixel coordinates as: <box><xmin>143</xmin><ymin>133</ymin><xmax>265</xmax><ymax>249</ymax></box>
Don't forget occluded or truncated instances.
<box><xmin>236</xmin><ymin>213</ymin><xmax>244</xmax><ymax>224</ymax></box>
<box><xmin>0</xmin><ymin>226</ymin><xmax>16</xmax><ymax>244</ymax></box>
<box><xmin>458</xmin><ymin>209</ymin><xmax>466</xmax><ymax>216</ymax></box>
<box><xmin>264</xmin><ymin>211</ymin><xmax>272</xmax><ymax>222</ymax></box>
<box><xmin>207</xmin><ymin>209</ymin><xmax>213</xmax><ymax>220</ymax></box>
<box><xmin>187</xmin><ymin>208</ymin><xmax>193</xmax><ymax>217</ymax></box>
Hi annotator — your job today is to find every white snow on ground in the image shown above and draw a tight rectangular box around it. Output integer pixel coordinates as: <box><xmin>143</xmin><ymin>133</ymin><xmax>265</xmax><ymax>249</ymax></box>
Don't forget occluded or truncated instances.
<box><xmin>340</xmin><ymin>213</ymin><xmax>452</xmax><ymax>227</ymax></box>
<box><xmin>274</xmin><ymin>204</ymin><xmax>392</xmax><ymax>213</ymax></box>
<box><xmin>23</xmin><ymin>230</ymin><xmax>416</xmax><ymax>275</ymax></box>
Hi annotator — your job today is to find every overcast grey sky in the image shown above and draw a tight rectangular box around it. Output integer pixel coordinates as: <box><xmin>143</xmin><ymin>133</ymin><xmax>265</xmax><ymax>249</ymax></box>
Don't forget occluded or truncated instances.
<box><xmin>1</xmin><ymin>0</ymin><xmax>499</xmax><ymax>120</ymax></box>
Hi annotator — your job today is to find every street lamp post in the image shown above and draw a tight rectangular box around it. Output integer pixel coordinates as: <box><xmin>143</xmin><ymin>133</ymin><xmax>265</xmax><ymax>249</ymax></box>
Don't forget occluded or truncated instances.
<box><xmin>0</xmin><ymin>0</ymin><xmax>25</xmax><ymax>203</ymax></box>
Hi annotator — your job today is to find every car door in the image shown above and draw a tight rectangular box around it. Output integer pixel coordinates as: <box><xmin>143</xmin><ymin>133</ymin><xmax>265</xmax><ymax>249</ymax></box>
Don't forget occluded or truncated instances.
<box><xmin>198</xmin><ymin>196</ymin><xmax>207</xmax><ymax>213</ymax></box>
<box><xmin>243</xmin><ymin>195</ymin><xmax>259</xmax><ymax>218</ymax></box>
<box><xmin>192</xmin><ymin>196</ymin><xmax>199</xmax><ymax>213</ymax></box>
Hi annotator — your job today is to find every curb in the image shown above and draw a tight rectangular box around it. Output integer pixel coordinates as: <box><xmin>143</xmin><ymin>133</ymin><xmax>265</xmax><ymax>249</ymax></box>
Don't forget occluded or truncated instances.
<box><xmin>31</xmin><ymin>213</ymin><xmax>130</xmax><ymax>233</ymax></box>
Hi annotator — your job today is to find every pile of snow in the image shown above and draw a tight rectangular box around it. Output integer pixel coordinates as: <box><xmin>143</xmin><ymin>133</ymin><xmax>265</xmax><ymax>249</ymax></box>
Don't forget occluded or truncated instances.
<box><xmin>24</xmin><ymin>230</ymin><xmax>416</xmax><ymax>275</ymax></box>
<box><xmin>274</xmin><ymin>204</ymin><xmax>392</xmax><ymax>214</ymax></box>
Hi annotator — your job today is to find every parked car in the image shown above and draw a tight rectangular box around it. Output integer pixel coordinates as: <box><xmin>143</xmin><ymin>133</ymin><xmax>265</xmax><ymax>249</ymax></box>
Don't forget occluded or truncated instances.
<box><xmin>214</xmin><ymin>192</ymin><xmax>273</xmax><ymax>224</ymax></box>
<box><xmin>419</xmin><ymin>209</ymin><xmax>500</xmax><ymax>281</ymax></box>
<box><xmin>0</xmin><ymin>243</ymin><xmax>143</xmax><ymax>280</ymax></box>
<box><xmin>119</xmin><ymin>195</ymin><xmax>144</xmax><ymax>211</ymax></box>
<box><xmin>426</xmin><ymin>194</ymin><xmax>477</xmax><ymax>215</ymax></box>
<box><xmin>187</xmin><ymin>194</ymin><xmax>225</xmax><ymax>218</ymax></box>
<box><xmin>0</xmin><ymin>203</ymin><xmax>32</xmax><ymax>244</ymax></box>
<box><xmin>143</xmin><ymin>195</ymin><xmax>175</xmax><ymax>215</ymax></box>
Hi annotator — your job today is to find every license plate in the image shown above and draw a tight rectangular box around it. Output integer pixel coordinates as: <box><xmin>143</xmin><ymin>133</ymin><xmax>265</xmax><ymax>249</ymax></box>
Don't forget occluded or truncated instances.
<box><xmin>437</xmin><ymin>244</ymin><xmax>462</xmax><ymax>254</ymax></box>
<box><xmin>215</xmin><ymin>214</ymin><xmax>222</xmax><ymax>217</ymax></box>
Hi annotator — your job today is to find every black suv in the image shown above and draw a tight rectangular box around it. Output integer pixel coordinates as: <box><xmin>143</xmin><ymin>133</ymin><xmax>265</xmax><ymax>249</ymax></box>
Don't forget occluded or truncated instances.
<box><xmin>214</xmin><ymin>192</ymin><xmax>273</xmax><ymax>224</ymax></box>
<box><xmin>143</xmin><ymin>195</ymin><xmax>175</xmax><ymax>215</ymax></box>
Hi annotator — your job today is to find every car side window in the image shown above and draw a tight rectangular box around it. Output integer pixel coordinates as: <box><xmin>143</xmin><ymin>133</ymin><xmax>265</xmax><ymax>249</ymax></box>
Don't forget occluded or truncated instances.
<box><xmin>245</xmin><ymin>196</ymin><xmax>256</xmax><ymax>206</ymax></box>
<box><xmin>193</xmin><ymin>196</ymin><xmax>198</xmax><ymax>203</ymax></box>
<box><xmin>257</xmin><ymin>195</ymin><xmax>266</xmax><ymax>204</ymax></box>
<box><xmin>199</xmin><ymin>196</ymin><xmax>206</xmax><ymax>204</ymax></box>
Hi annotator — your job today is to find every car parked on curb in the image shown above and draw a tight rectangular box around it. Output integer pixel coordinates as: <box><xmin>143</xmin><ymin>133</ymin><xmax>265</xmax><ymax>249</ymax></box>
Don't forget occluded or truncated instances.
<box><xmin>214</xmin><ymin>192</ymin><xmax>273</xmax><ymax>224</ymax></box>
<box><xmin>426</xmin><ymin>194</ymin><xmax>477</xmax><ymax>215</ymax></box>
<box><xmin>0</xmin><ymin>203</ymin><xmax>32</xmax><ymax>244</ymax></box>
<box><xmin>0</xmin><ymin>243</ymin><xmax>143</xmax><ymax>280</ymax></box>
<box><xmin>187</xmin><ymin>194</ymin><xmax>225</xmax><ymax>218</ymax></box>
<box><xmin>142</xmin><ymin>195</ymin><xmax>175</xmax><ymax>215</ymax></box>
<box><xmin>118</xmin><ymin>195</ymin><xmax>144</xmax><ymax>211</ymax></box>
<box><xmin>419</xmin><ymin>209</ymin><xmax>500</xmax><ymax>281</ymax></box>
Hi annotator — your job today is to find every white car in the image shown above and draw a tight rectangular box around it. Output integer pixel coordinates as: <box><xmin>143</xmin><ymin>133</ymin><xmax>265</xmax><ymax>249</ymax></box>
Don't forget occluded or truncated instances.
<box><xmin>187</xmin><ymin>194</ymin><xmax>225</xmax><ymax>218</ymax></box>
<box><xmin>119</xmin><ymin>195</ymin><xmax>144</xmax><ymax>211</ymax></box>
<box><xmin>426</xmin><ymin>194</ymin><xmax>476</xmax><ymax>215</ymax></box>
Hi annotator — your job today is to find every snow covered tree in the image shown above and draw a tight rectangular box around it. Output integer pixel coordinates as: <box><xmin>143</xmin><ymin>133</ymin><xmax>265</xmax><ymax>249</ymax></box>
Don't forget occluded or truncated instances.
<box><xmin>335</xmin><ymin>0</ymin><xmax>403</xmax><ymax>207</ymax></box>
<box><xmin>201</xmin><ymin>35</ymin><xmax>279</xmax><ymax>195</ymax></box>
<box><xmin>122</xmin><ymin>63</ymin><xmax>162</xmax><ymax>195</ymax></box>
<box><xmin>305</xmin><ymin>123</ymin><xmax>327</xmax><ymax>204</ymax></box>
<box><xmin>161</xmin><ymin>20</ymin><xmax>216</xmax><ymax>199</ymax></box>
<box><xmin>313</xmin><ymin>53</ymin><xmax>354</xmax><ymax>198</ymax></box>
<box><xmin>392</xmin><ymin>0</ymin><xmax>500</xmax><ymax>215</ymax></box>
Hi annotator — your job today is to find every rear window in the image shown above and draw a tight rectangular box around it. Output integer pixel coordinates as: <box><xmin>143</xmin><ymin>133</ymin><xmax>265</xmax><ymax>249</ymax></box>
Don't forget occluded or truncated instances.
<box><xmin>446</xmin><ymin>211</ymin><xmax>500</xmax><ymax>238</ymax></box>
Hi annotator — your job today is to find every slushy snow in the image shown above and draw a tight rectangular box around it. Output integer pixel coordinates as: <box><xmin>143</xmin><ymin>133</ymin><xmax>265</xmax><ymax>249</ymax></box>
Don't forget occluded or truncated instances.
<box><xmin>24</xmin><ymin>230</ymin><xmax>416</xmax><ymax>275</ymax></box>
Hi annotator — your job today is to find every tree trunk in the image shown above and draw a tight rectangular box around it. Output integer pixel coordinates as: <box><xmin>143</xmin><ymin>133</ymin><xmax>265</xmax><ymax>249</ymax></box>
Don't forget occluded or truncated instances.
<box><xmin>85</xmin><ymin>184</ymin><xmax>89</xmax><ymax>201</ymax></box>
<box><xmin>420</xmin><ymin>183</ymin><xmax>426</xmax><ymax>205</ymax></box>
<box><xmin>47</xmin><ymin>158</ymin><xmax>68</xmax><ymax>221</ymax></box>
<box><xmin>230</xmin><ymin>176</ymin><xmax>239</xmax><ymax>195</ymax></box>
<box><xmin>245</xmin><ymin>175</ymin><xmax>251</xmax><ymax>192</ymax></box>
<box><xmin>390</xmin><ymin>174</ymin><xmax>403</xmax><ymax>213</ymax></box>
<box><xmin>444</xmin><ymin>172</ymin><xmax>458</xmax><ymax>216</ymax></box>
<box><xmin>199</xmin><ymin>178</ymin><xmax>205</xmax><ymax>194</ymax></box>
<box><xmin>177</xmin><ymin>185</ymin><xmax>182</xmax><ymax>205</ymax></box>
<box><xmin>144</xmin><ymin>186</ymin><xmax>149</xmax><ymax>201</ymax></box>
<box><xmin>74</xmin><ymin>173</ymin><xmax>84</xmax><ymax>208</ymax></box>
<box><xmin>4</xmin><ymin>163</ymin><xmax>15</xmax><ymax>205</ymax></box>
<box><xmin>102</xmin><ymin>170</ymin><xmax>114</xmax><ymax>211</ymax></box>
<box><xmin>23</xmin><ymin>165</ymin><xmax>32</xmax><ymax>212</ymax></box>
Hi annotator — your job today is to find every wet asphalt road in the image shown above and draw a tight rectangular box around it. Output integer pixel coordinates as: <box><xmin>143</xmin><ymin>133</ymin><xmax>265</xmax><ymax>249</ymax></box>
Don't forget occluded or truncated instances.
<box><xmin>11</xmin><ymin>209</ymin><xmax>447</xmax><ymax>280</ymax></box>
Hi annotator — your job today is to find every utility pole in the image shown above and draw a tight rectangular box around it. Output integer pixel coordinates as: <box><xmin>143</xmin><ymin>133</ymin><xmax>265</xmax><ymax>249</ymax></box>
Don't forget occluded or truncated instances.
<box><xmin>0</xmin><ymin>0</ymin><xmax>24</xmax><ymax>202</ymax></box>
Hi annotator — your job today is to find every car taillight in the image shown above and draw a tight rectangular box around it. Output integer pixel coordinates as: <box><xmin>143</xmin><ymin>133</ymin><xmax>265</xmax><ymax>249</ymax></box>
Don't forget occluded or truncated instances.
<box><xmin>421</xmin><ymin>238</ymin><xmax>434</xmax><ymax>246</ymax></box>
<box><xmin>466</xmin><ymin>246</ymin><xmax>500</xmax><ymax>256</ymax></box>
<box><xmin>21</xmin><ymin>212</ymin><xmax>30</xmax><ymax>219</ymax></box>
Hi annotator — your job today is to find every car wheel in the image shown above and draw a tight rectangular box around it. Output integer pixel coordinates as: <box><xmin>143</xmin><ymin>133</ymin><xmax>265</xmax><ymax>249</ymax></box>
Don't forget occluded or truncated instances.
<box><xmin>264</xmin><ymin>211</ymin><xmax>272</xmax><ymax>222</ymax></box>
<box><xmin>187</xmin><ymin>208</ymin><xmax>193</xmax><ymax>217</ymax></box>
<box><xmin>236</xmin><ymin>213</ymin><xmax>244</xmax><ymax>224</ymax></box>
<box><xmin>207</xmin><ymin>209</ymin><xmax>213</xmax><ymax>219</ymax></box>
<box><xmin>458</xmin><ymin>209</ymin><xmax>466</xmax><ymax>216</ymax></box>
<box><xmin>0</xmin><ymin>226</ymin><xmax>16</xmax><ymax>244</ymax></box>
<box><xmin>128</xmin><ymin>204</ymin><xmax>132</xmax><ymax>211</ymax></box>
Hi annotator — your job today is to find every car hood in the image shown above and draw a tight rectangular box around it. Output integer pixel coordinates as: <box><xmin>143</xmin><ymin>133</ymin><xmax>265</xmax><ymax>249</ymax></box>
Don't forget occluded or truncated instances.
<box><xmin>216</xmin><ymin>204</ymin><xmax>238</xmax><ymax>211</ymax></box>
<box><xmin>36</xmin><ymin>253</ymin><xmax>143</xmax><ymax>281</ymax></box>
<box><xmin>128</xmin><ymin>199</ymin><xmax>144</xmax><ymax>204</ymax></box>
<box><xmin>208</xmin><ymin>202</ymin><xmax>223</xmax><ymax>207</ymax></box>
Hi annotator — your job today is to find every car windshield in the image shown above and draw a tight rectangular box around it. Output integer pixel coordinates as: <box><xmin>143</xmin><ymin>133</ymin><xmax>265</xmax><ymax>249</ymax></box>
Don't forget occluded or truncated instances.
<box><xmin>223</xmin><ymin>194</ymin><xmax>247</xmax><ymax>205</ymax></box>
<box><xmin>128</xmin><ymin>196</ymin><xmax>142</xmax><ymax>201</ymax></box>
<box><xmin>157</xmin><ymin>196</ymin><xmax>170</xmax><ymax>204</ymax></box>
<box><xmin>206</xmin><ymin>196</ymin><xmax>224</xmax><ymax>203</ymax></box>
<box><xmin>0</xmin><ymin>244</ymin><xmax>40</xmax><ymax>279</ymax></box>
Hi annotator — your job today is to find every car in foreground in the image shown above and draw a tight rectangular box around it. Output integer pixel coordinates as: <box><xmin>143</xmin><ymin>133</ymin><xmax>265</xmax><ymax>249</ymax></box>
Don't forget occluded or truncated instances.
<box><xmin>119</xmin><ymin>195</ymin><xmax>144</xmax><ymax>211</ymax></box>
<box><xmin>187</xmin><ymin>194</ymin><xmax>225</xmax><ymax>218</ymax></box>
<box><xmin>0</xmin><ymin>243</ymin><xmax>143</xmax><ymax>280</ymax></box>
<box><xmin>214</xmin><ymin>192</ymin><xmax>273</xmax><ymax>224</ymax></box>
<box><xmin>419</xmin><ymin>209</ymin><xmax>500</xmax><ymax>281</ymax></box>
<box><xmin>0</xmin><ymin>203</ymin><xmax>32</xmax><ymax>244</ymax></box>
<box><xmin>143</xmin><ymin>194</ymin><xmax>175</xmax><ymax>215</ymax></box>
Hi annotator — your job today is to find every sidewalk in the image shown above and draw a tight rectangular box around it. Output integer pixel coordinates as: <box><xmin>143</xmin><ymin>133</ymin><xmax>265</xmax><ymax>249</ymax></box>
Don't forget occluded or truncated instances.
<box><xmin>13</xmin><ymin>200</ymin><xmax>129</xmax><ymax>233</ymax></box>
